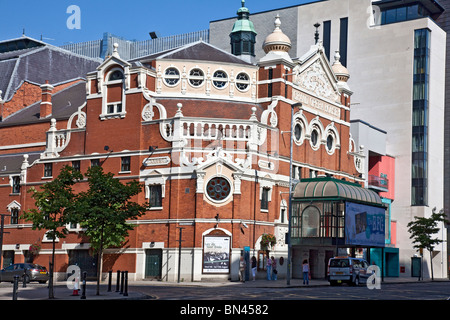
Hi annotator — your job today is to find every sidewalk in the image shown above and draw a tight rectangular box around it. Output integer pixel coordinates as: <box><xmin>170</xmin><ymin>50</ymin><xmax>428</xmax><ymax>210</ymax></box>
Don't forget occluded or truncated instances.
<box><xmin>0</xmin><ymin>277</ymin><xmax>447</xmax><ymax>300</ymax></box>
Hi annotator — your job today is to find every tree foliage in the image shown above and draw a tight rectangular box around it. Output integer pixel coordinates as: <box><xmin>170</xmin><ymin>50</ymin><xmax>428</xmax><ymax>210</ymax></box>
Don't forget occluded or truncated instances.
<box><xmin>73</xmin><ymin>166</ymin><xmax>148</xmax><ymax>294</ymax></box>
<box><xmin>23</xmin><ymin>165</ymin><xmax>83</xmax><ymax>240</ymax></box>
<box><xmin>74</xmin><ymin>166</ymin><xmax>148</xmax><ymax>252</ymax></box>
<box><xmin>407</xmin><ymin>208</ymin><xmax>448</xmax><ymax>280</ymax></box>
<box><xmin>23</xmin><ymin>165</ymin><xmax>82</xmax><ymax>298</ymax></box>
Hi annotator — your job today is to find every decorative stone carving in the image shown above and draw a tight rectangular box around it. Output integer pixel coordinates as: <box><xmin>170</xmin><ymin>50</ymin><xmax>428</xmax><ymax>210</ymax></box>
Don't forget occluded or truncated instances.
<box><xmin>294</xmin><ymin>60</ymin><xmax>339</xmax><ymax>102</ymax></box>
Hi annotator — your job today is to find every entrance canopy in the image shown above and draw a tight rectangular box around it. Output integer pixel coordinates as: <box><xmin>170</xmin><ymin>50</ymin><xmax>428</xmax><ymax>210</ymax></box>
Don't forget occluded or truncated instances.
<box><xmin>292</xmin><ymin>177</ymin><xmax>383</xmax><ymax>206</ymax></box>
<box><xmin>290</xmin><ymin>178</ymin><xmax>386</xmax><ymax>248</ymax></box>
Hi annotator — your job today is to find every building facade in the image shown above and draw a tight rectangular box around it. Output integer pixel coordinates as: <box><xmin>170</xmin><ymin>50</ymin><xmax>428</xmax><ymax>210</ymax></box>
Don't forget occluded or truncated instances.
<box><xmin>210</xmin><ymin>0</ymin><xmax>448</xmax><ymax>279</ymax></box>
<box><xmin>0</xmin><ymin>6</ymin><xmax>366</xmax><ymax>281</ymax></box>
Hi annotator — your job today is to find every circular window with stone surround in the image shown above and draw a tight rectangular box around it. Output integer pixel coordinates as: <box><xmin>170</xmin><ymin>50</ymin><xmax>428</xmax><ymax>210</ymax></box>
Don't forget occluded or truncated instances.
<box><xmin>206</xmin><ymin>177</ymin><xmax>232</xmax><ymax>202</ymax></box>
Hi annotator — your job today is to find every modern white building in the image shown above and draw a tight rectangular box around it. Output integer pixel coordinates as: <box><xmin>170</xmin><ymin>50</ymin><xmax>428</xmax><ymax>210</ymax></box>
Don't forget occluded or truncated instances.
<box><xmin>210</xmin><ymin>0</ymin><xmax>448</xmax><ymax>279</ymax></box>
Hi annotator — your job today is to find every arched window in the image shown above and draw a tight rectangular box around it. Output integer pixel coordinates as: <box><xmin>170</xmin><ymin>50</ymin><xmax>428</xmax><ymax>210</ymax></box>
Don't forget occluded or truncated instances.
<box><xmin>101</xmin><ymin>67</ymin><xmax>126</xmax><ymax>119</ymax></box>
<box><xmin>302</xmin><ymin>206</ymin><xmax>320</xmax><ymax>237</ymax></box>
<box><xmin>108</xmin><ymin>70</ymin><xmax>124</xmax><ymax>81</ymax></box>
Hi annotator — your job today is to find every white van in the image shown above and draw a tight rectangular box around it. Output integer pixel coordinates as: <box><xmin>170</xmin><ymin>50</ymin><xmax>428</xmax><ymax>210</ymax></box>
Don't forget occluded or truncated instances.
<box><xmin>327</xmin><ymin>256</ymin><xmax>370</xmax><ymax>286</ymax></box>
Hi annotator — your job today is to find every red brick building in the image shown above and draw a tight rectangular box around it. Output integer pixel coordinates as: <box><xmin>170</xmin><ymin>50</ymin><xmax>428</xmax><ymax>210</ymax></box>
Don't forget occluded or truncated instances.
<box><xmin>0</xmin><ymin>13</ymin><xmax>365</xmax><ymax>281</ymax></box>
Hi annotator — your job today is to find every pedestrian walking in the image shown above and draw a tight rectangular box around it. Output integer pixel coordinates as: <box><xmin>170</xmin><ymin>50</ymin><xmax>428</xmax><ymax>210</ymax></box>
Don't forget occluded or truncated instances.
<box><xmin>302</xmin><ymin>259</ymin><xmax>309</xmax><ymax>285</ymax></box>
<box><xmin>251</xmin><ymin>256</ymin><xmax>257</xmax><ymax>281</ymax></box>
<box><xmin>266</xmin><ymin>255</ymin><xmax>272</xmax><ymax>280</ymax></box>
<box><xmin>239</xmin><ymin>256</ymin><xmax>246</xmax><ymax>282</ymax></box>
<box><xmin>271</xmin><ymin>256</ymin><xmax>277</xmax><ymax>280</ymax></box>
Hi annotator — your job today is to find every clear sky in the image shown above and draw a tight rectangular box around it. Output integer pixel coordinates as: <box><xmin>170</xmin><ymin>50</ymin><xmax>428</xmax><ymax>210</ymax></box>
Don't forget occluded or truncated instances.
<box><xmin>0</xmin><ymin>0</ymin><xmax>318</xmax><ymax>46</ymax></box>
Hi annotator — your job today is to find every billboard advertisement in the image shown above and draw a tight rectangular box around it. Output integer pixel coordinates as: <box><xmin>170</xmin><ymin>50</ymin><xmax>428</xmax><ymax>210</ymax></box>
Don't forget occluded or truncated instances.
<box><xmin>345</xmin><ymin>202</ymin><xmax>385</xmax><ymax>247</ymax></box>
<box><xmin>203</xmin><ymin>236</ymin><xmax>230</xmax><ymax>273</ymax></box>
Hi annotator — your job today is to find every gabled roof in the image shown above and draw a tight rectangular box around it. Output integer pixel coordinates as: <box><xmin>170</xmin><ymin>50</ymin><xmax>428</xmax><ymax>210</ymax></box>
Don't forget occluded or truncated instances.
<box><xmin>132</xmin><ymin>41</ymin><xmax>254</xmax><ymax>66</ymax></box>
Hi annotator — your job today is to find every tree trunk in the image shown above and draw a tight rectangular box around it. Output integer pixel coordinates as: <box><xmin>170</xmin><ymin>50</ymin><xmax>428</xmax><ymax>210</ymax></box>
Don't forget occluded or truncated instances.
<box><xmin>49</xmin><ymin>233</ymin><xmax>56</xmax><ymax>299</ymax></box>
<box><xmin>96</xmin><ymin>225</ymin><xmax>104</xmax><ymax>295</ymax></box>
<box><xmin>430</xmin><ymin>250</ymin><xmax>434</xmax><ymax>281</ymax></box>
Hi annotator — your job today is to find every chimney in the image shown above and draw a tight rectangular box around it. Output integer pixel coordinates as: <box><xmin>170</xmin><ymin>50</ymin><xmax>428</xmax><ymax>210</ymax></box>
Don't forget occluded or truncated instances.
<box><xmin>40</xmin><ymin>80</ymin><xmax>54</xmax><ymax>118</ymax></box>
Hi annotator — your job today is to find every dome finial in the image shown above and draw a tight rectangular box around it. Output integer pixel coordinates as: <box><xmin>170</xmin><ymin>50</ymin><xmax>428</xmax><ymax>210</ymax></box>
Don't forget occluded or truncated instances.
<box><xmin>332</xmin><ymin>49</ymin><xmax>349</xmax><ymax>82</ymax></box>
<box><xmin>262</xmin><ymin>15</ymin><xmax>291</xmax><ymax>54</ymax></box>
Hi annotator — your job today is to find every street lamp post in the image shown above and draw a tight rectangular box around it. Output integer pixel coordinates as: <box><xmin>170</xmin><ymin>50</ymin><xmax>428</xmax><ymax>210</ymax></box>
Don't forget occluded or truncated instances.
<box><xmin>287</xmin><ymin>102</ymin><xmax>302</xmax><ymax>286</ymax></box>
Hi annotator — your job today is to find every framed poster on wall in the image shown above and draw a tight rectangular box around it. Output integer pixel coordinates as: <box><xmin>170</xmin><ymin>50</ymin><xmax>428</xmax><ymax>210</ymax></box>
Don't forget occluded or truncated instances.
<box><xmin>203</xmin><ymin>234</ymin><xmax>231</xmax><ymax>274</ymax></box>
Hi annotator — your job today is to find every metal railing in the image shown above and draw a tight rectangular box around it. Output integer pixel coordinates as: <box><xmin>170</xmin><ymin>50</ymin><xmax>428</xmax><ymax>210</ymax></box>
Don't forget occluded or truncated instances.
<box><xmin>60</xmin><ymin>30</ymin><xmax>210</xmax><ymax>60</ymax></box>
<box><xmin>368</xmin><ymin>174</ymin><xmax>389</xmax><ymax>189</ymax></box>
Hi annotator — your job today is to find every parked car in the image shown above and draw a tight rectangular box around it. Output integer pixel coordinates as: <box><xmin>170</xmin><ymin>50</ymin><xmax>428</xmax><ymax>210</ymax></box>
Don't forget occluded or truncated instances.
<box><xmin>0</xmin><ymin>263</ymin><xmax>49</xmax><ymax>283</ymax></box>
<box><xmin>327</xmin><ymin>256</ymin><xmax>371</xmax><ymax>286</ymax></box>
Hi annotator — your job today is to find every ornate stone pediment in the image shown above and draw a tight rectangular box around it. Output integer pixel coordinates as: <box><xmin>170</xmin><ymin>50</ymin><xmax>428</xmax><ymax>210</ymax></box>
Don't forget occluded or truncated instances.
<box><xmin>293</xmin><ymin>59</ymin><xmax>339</xmax><ymax>103</ymax></box>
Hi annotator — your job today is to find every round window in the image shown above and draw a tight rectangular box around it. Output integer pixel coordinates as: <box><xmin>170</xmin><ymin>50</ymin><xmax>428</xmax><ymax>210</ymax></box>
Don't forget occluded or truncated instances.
<box><xmin>212</xmin><ymin>70</ymin><xmax>228</xmax><ymax>89</ymax></box>
<box><xmin>189</xmin><ymin>68</ymin><xmax>204</xmax><ymax>87</ymax></box>
<box><xmin>206</xmin><ymin>177</ymin><xmax>231</xmax><ymax>202</ymax></box>
<box><xmin>164</xmin><ymin>67</ymin><xmax>180</xmax><ymax>86</ymax></box>
<box><xmin>235</xmin><ymin>72</ymin><xmax>250</xmax><ymax>91</ymax></box>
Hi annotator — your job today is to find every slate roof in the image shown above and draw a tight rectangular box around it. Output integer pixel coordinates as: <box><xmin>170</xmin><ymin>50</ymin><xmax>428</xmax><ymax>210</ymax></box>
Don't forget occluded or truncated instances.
<box><xmin>0</xmin><ymin>36</ymin><xmax>100</xmax><ymax>102</ymax></box>
<box><xmin>0</xmin><ymin>152</ymin><xmax>41</xmax><ymax>175</ymax></box>
<box><xmin>132</xmin><ymin>41</ymin><xmax>254</xmax><ymax>66</ymax></box>
<box><xmin>0</xmin><ymin>81</ymin><xmax>86</xmax><ymax>126</ymax></box>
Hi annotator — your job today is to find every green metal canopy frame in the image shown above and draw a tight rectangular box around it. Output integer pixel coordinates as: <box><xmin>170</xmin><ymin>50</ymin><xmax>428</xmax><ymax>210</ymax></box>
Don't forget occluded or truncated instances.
<box><xmin>292</xmin><ymin>177</ymin><xmax>384</xmax><ymax>207</ymax></box>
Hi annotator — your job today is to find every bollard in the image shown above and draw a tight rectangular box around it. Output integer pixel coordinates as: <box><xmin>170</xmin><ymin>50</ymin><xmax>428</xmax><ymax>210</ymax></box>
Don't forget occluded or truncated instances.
<box><xmin>22</xmin><ymin>270</ymin><xmax>27</xmax><ymax>288</ymax></box>
<box><xmin>80</xmin><ymin>271</ymin><xmax>87</xmax><ymax>300</ymax></box>
<box><xmin>123</xmin><ymin>271</ymin><xmax>128</xmax><ymax>297</ymax></box>
<box><xmin>120</xmin><ymin>270</ymin><xmax>125</xmax><ymax>294</ymax></box>
<box><xmin>115</xmin><ymin>270</ymin><xmax>121</xmax><ymax>292</ymax></box>
<box><xmin>12</xmin><ymin>275</ymin><xmax>19</xmax><ymax>300</ymax></box>
<box><xmin>107</xmin><ymin>271</ymin><xmax>112</xmax><ymax>292</ymax></box>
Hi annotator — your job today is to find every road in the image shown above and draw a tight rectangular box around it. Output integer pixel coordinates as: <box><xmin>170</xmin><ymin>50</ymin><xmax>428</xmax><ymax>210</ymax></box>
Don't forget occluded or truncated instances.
<box><xmin>133</xmin><ymin>282</ymin><xmax>450</xmax><ymax>300</ymax></box>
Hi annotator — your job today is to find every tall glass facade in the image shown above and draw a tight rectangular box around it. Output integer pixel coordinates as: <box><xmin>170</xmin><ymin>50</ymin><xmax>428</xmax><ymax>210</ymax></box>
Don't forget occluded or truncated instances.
<box><xmin>411</xmin><ymin>28</ymin><xmax>430</xmax><ymax>206</ymax></box>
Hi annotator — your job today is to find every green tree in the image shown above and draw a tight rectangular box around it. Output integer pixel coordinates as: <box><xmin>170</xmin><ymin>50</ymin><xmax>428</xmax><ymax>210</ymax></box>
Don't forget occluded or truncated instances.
<box><xmin>74</xmin><ymin>166</ymin><xmax>148</xmax><ymax>295</ymax></box>
<box><xmin>407</xmin><ymin>208</ymin><xmax>449</xmax><ymax>280</ymax></box>
<box><xmin>23</xmin><ymin>165</ymin><xmax>83</xmax><ymax>298</ymax></box>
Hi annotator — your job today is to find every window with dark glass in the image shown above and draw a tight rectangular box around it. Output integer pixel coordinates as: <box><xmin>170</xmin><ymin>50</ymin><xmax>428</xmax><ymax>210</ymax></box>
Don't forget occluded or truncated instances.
<box><xmin>121</xmin><ymin>156</ymin><xmax>131</xmax><ymax>172</ymax></box>
<box><xmin>91</xmin><ymin>159</ymin><xmax>100</xmax><ymax>167</ymax></box>
<box><xmin>236</xmin><ymin>72</ymin><xmax>250</xmax><ymax>91</ymax></box>
<box><xmin>189</xmin><ymin>68</ymin><xmax>204</xmax><ymax>87</ymax></box>
<box><xmin>326</xmin><ymin>134</ymin><xmax>334</xmax><ymax>152</ymax></box>
<box><xmin>212</xmin><ymin>71</ymin><xmax>228</xmax><ymax>89</ymax></box>
<box><xmin>323</xmin><ymin>20</ymin><xmax>331</xmax><ymax>61</ymax></box>
<box><xmin>109</xmin><ymin>70</ymin><xmax>124</xmax><ymax>81</ymax></box>
<box><xmin>10</xmin><ymin>208</ymin><xmax>19</xmax><ymax>225</ymax></box>
<box><xmin>206</xmin><ymin>177</ymin><xmax>231</xmax><ymax>202</ymax></box>
<box><xmin>72</xmin><ymin>160</ymin><xmax>80</xmax><ymax>172</ymax></box>
<box><xmin>164</xmin><ymin>67</ymin><xmax>180</xmax><ymax>86</ymax></box>
<box><xmin>149</xmin><ymin>185</ymin><xmax>162</xmax><ymax>207</ymax></box>
<box><xmin>339</xmin><ymin>18</ymin><xmax>348</xmax><ymax>67</ymax></box>
<box><xmin>11</xmin><ymin>176</ymin><xmax>20</xmax><ymax>194</ymax></box>
<box><xmin>294</xmin><ymin>123</ymin><xmax>302</xmax><ymax>142</ymax></box>
<box><xmin>44</xmin><ymin>163</ymin><xmax>53</xmax><ymax>177</ymax></box>
<box><xmin>261</xmin><ymin>188</ymin><xmax>269</xmax><ymax>210</ymax></box>
<box><xmin>311</xmin><ymin>129</ymin><xmax>319</xmax><ymax>147</ymax></box>
<box><xmin>380</xmin><ymin>3</ymin><xmax>431</xmax><ymax>25</ymax></box>
<box><xmin>412</xmin><ymin>28</ymin><xmax>430</xmax><ymax>206</ymax></box>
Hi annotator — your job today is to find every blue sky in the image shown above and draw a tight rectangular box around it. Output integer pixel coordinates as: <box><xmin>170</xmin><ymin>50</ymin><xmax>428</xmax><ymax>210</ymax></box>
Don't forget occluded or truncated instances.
<box><xmin>1</xmin><ymin>0</ymin><xmax>317</xmax><ymax>46</ymax></box>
